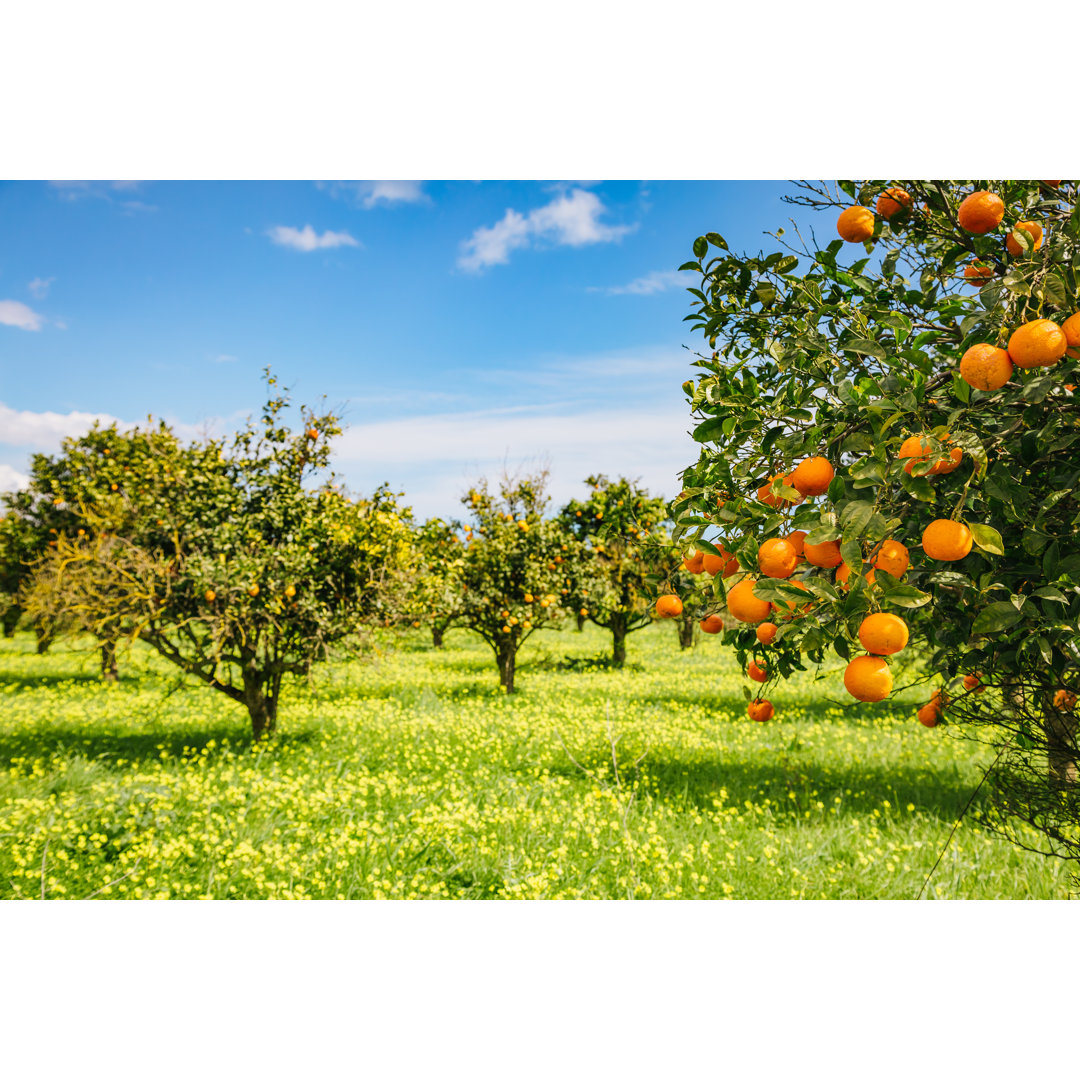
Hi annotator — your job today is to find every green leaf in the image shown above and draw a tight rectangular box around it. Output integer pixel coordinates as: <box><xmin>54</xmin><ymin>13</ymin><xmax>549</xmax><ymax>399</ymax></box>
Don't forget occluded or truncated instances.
<box><xmin>677</xmin><ymin>261</ymin><xmax>701</xmax><ymax>272</ymax></box>
<box><xmin>969</xmin><ymin>523</ymin><xmax>1004</xmax><ymax>556</ymax></box>
<box><xmin>840</xmin><ymin>539</ymin><xmax>863</xmax><ymax>570</ymax></box>
<box><xmin>881</xmin><ymin>585</ymin><xmax>931</xmax><ymax>608</ymax></box>
<box><xmin>706</xmin><ymin>232</ymin><xmax>729</xmax><ymax>251</ymax></box>
<box><xmin>805</xmin><ymin>523</ymin><xmax>841</xmax><ymax>545</ymax></box>
<box><xmin>842</xmin><ymin>338</ymin><xmax>888</xmax><ymax>361</ymax></box>
<box><xmin>692</xmin><ymin>417</ymin><xmax>728</xmax><ymax>443</ymax></box>
<box><xmin>972</xmin><ymin>602</ymin><xmax>1023</xmax><ymax>635</ymax></box>
<box><xmin>693</xmin><ymin>237</ymin><xmax>708</xmax><ymax>259</ymax></box>
<box><xmin>839</xmin><ymin>501</ymin><xmax>874</xmax><ymax>539</ymax></box>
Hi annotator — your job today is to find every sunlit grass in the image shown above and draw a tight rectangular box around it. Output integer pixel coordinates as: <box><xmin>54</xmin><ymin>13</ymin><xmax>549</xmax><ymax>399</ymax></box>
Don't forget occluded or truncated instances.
<box><xmin>0</xmin><ymin>622</ymin><xmax>1071</xmax><ymax>899</ymax></box>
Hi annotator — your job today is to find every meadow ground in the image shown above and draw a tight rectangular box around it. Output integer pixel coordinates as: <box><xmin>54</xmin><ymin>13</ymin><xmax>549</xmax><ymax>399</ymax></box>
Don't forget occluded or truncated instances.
<box><xmin>0</xmin><ymin>622</ymin><xmax>1072</xmax><ymax>899</ymax></box>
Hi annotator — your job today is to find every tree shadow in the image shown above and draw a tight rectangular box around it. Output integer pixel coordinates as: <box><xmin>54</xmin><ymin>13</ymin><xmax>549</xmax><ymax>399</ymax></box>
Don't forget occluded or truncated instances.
<box><xmin>0</xmin><ymin>671</ymin><xmax>107</xmax><ymax>691</ymax></box>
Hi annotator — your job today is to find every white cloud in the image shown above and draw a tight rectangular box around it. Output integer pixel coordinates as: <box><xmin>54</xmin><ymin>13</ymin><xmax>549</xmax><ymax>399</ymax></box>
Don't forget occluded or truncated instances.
<box><xmin>266</xmin><ymin>225</ymin><xmax>360</xmax><ymax>252</ymax></box>
<box><xmin>0</xmin><ymin>300</ymin><xmax>45</xmax><ymax>332</ymax></box>
<box><xmin>0</xmin><ymin>402</ymin><xmax>123</xmax><ymax>449</ymax></box>
<box><xmin>28</xmin><ymin>277</ymin><xmax>55</xmax><ymax>299</ymax></box>
<box><xmin>458</xmin><ymin>188</ymin><xmax>635</xmax><ymax>272</ymax></box>
<box><xmin>318</xmin><ymin>181</ymin><xmax>427</xmax><ymax>208</ymax></box>
<box><xmin>0</xmin><ymin>464</ymin><xmax>30</xmax><ymax>493</ymax></box>
<box><xmin>213</xmin><ymin>354</ymin><xmax>239</xmax><ymax>364</ymax></box>
<box><xmin>589</xmin><ymin>269</ymin><xmax>687</xmax><ymax>296</ymax></box>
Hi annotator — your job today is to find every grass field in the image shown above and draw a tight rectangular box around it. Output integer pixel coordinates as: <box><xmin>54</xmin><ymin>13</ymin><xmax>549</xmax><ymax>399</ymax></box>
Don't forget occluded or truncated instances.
<box><xmin>0</xmin><ymin>622</ymin><xmax>1072</xmax><ymax>899</ymax></box>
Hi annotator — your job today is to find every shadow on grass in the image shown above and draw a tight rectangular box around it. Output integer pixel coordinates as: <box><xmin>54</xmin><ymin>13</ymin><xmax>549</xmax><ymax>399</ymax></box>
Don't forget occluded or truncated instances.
<box><xmin>0</xmin><ymin>670</ymin><xmax>107</xmax><ymax>691</ymax></box>
<box><xmin>543</xmin><ymin>752</ymin><xmax>983</xmax><ymax>824</ymax></box>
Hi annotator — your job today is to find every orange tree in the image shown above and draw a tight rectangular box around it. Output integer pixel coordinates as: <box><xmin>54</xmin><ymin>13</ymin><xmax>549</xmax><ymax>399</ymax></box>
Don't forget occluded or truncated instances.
<box><xmin>23</xmin><ymin>378</ymin><xmax>411</xmax><ymax>737</ymax></box>
<box><xmin>401</xmin><ymin>516</ymin><xmax>467</xmax><ymax>647</ymax></box>
<box><xmin>557</xmin><ymin>475</ymin><xmax>668</xmax><ymax>666</ymax></box>
<box><xmin>458</xmin><ymin>471</ymin><xmax>576</xmax><ymax>692</ymax></box>
<box><xmin>675</xmin><ymin>180</ymin><xmax>1080</xmax><ymax>862</ymax></box>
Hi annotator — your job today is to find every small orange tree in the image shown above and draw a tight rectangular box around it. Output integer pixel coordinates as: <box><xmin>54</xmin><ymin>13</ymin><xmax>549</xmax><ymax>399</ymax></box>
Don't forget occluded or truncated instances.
<box><xmin>401</xmin><ymin>516</ymin><xmax>467</xmax><ymax>647</ymax></box>
<box><xmin>675</xmin><ymin>181</ymin><xmax>1080</xmax><ymax>861</ymax></box>
<box><xmin>23</xmin><ymin>377</ymin><xmax>411</xmax><ymax>737</ymax></box>
<box><xmin>557</xmin><ymin>475</ymin><xmax>668</xmax><ymax>666</ymax></box>
<box><xmin>458</xmin><ymin>471</ymin><xmax>576</xmax><ymax>692</ymax></box>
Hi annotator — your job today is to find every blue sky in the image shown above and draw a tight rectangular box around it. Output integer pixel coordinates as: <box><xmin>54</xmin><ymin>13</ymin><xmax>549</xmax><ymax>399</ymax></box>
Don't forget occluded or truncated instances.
<box><xmin>0</xmin><ymin>180</ymin><xmax>811</xmax><ymax>518</ymax></box>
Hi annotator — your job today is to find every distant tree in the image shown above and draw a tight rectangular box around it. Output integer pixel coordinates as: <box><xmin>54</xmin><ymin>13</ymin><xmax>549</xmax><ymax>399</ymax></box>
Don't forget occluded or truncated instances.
<box><xmin>558</xmin><ymin>475</ymin><xmax>669</xmax><ymax>666</ymax></box>
<box><xmin>402</xmin><ymin>516</ymin><xmax>467</xmax><ymax>647</ymax></box>
<box><xmin>458</xmin><ymin>471</ymin><xmax>576</xmax><ymax>692</ymax></box>
<box><xmin>23</xmin><ymin>376</ymin><xmax>411</xmax><ymax>736</ymax></box>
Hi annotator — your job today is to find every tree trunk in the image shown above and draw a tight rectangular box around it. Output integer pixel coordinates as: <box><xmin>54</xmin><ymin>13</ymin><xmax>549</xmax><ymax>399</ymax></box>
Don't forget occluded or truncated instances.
<box><xmin>1</xmin><ymin>603</ymin><xmax>19</xmax><ymax>638</ymax></box>
<box><xmin>497</xmin><ymin>643</ymin><xmax>517</xmax><ymax>693</ymax></box>
<box><xmin>576</xmin><ymin>612</ymin><xmax>586</xmax><ymax>632</ymax></box>
<box><xmin>100</xmin><ymin>638</ymin><xmax>119</xmax><ymax>682</ymax></box>
<box><xmin>35</xmin><ymin>624</ymin><xmax>54</xmax><ymax>655</ymax></box>
<box><xmin>1045</xmin><ymin>708</ymin><xmax>1078</xmax><ymax>789</ymax></box>
<box><xmin>611</xmin><ymin>616</ymin><xmax>627</xmax><ymax>668</ymax></box>
<box><xmin>243</xmin><ymin>665</ymin><xmax>280</xmax><ymax>739</ymax></box>
<box><xmin>432</xmin><ymin>624</ymin><xmax>445</xmax><ymax>648</ymax></box>
<box><xmin>677</xmin><ymin>615</ymin><xmax>697</xmax><ymax>650</ymax></box>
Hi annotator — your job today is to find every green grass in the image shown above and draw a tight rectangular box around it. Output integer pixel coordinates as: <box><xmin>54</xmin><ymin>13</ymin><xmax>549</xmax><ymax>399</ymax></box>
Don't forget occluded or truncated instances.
<box><xmin>0</xmin><ymin>622</ymin><xmax>1072</xmax><ymax>899</ymax></box>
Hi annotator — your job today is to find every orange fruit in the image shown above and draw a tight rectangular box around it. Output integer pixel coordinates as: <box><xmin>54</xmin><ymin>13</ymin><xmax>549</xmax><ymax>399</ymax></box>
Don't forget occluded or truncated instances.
<box><xmin>960</xmin><ymin>343</ymin><xmax>1012</xmax><ymax>391</ymax></box>
<box><xmin>844</xmin><ymin>654</ymin><xmax>893</xmax><ymax>702</ymax></box>
<box><xmin>922</xmin><ymin>519</ymin><xmax>973</xmax><ymax>561</ymax></box>
<box><xmin>756</xmin><ymin>621</ymin><xmax>778</xmax><ymax>645</ymax></box>
<box><xmin>957</xmin><ymin>190</ymin><xmax>1005</xmax><ymax>234</ymax></box>
<box><xmin>726</xmin><ymin>579</ymin><xmax>772</xmax><ymax>623</ymax></box>
<box><xmin>899</xmin><ymin>434</ymin><xmax>962</xmax><ymax>476</ymax></box>
<box><xmin>784</xmin><ymin>530</ymin><xmax>807</xmax><ymax>560</ymax></box>
<box><xmin>876</xmin><ymin>187</ymin><xmax>912</xmax><ymax>220</ymax></box>
<box><xmin>758</xmin><ymin>537</ymin><xmax>799</xmax><ymax>579</ymax></box>
<box><xmin>858</xmin><ymin>612</ymin><xmax>909</xmax><ymax>655</ymax></box>
<box><xmin>284</xmin><ymin>584</ymin><xmax>296</xmax><ymax>599</ymax></box>
<box><xmin>917</xmin><ymin>702</ymin><xmax>940</xmax><ymax>728</ymax></box>
<box><xmin>963</xmin><ymin>673</ymin><xmax>985</xmax><ymax>694</ymax></box>
<box><xmin>248</xmin><ymin>584</ymin><xmax>260</xmax><ymax>598</ymax></box>
<box><xmin>1005</xmin><ymin>220</ymin><xmax>1043</xmax><ymax>256</ymax></box>
<box><xmin>1053</xmin><ymin>689</ymin><xmax>1077</xmax><ymax>710</ymax></box>
<box><xmin>204</xmin><ymin>589</ymin><xmax>216</xmax><ymax>602</ymax></box>
<box><xmin>747</xmin><ymin>659</ymin><xmax>767</xmax><ymax>683</ymax></box>
<box><xmin>964</xmin><ymin>263</ymin><xmax>994</xmax><ymax>287</ymax></box>
<box><xmin>835</xmin><ymin>562</ymin><xmax>875</xmax><ymax>590</ymax></box>
<box><xmin>757</xmin><ymin>474</ymin><xmax>803</xmax><ymax>507</ymax></box>
<box><xmin>837</xmin><ymin>206</ymin><xmax>875</xmax><ymax>242</ymax></box>
<box><xmin>804</xmin><ymin>539</ymin><xmax>843</xmax><ymax>569</ymax></box>
<box><xmin>748</xmin><ymin>699</ymin><xmax>774</xmax><ymax>723</ymax></box>
<box><xmin>702</xmin><ymin>548</ymin><xmax>739</xmax><ymax>576</ymax></box>
<box><xmin>655</xmin><ymin>594</ymin><xmax>683</xmax><ymax>618</ymax></box>
<box><xmin>1008</xmin><ymin>319</ymin><xmax>1067</xmax><ymax>368</ymax></box>
<box><xmin>771</xmin><ymin>580</ymin><xmax>814</xmax><ymax>619</ymax></box>
<box><xmin>872</xmin><ymin>539</ymin><xmax>909</xmax><ymax>578</ymax></box>
<box><xmin>789</xmin><ymin>456</ymin><xmax>835</xmax><ymax>497</ymax></box>
<box><xmin>930</xmin><ymin>444</ymin><xmax>963</xmax><ymax>476</ymax></box>
<box><xmin>683</xmin><ymin>550</ymin><xmax>706</xmax><ymax>574</ymax></box>
<box><xmin>1061</xmin><ymin>312</ymin><xmax>1080</xmax><ymax>358</ymax></box>
<box><xmin>700</xmin><ymin>614</ymin><xmax>724</xmax><ymax>634</ymax></box>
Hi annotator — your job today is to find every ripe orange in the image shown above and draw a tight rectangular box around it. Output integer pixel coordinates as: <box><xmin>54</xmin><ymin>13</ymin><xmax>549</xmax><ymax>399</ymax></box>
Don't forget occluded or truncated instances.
<box><xmin>248</xmin><ymin>584</ymin><xmax>260</xmax><ymax>598</ymax></box>
<box><xmin>700</xmin><ymin>614</ymin><xmax>724</xmax><ymax>634</ymax></box>
<box><xmin>1008</xmin><ymin>319</ymin><xmax>1067</xmax><ymax>368</ymax></box>
<box><xmin>837</xmin><ymin>206</ymin><xmax>875</xmax><ymax>243</ymax></box>
<box><xmin>284</xmin><ymin>584</ymin><xmax>296</xmax><ymax>599</ymax></box>
<box><xmin>204</xmin><ymin>589</ymin><xmax>216</xmax><ymax>602</ymax></box>
<box><xmin>964</xmin><ymin>263</ymin><xmax>994</xmax><ymax>287</ymax></box>
<box><xmin>804</xmin><ymin>539</ymin><xmax>843</xmax><ymax>569</ymax></box>
<box><xmin>784</xmin><ymin>530</ymin><xmax>807</xmax><ymax>560</ymax></box>
<box><xmin>899</xmin><ymin>434</ymin><xmax>962</xmax><ymax>476</ymax></box>
<box><xmin>872</xmin><ymin>539</ymin><xmax>909</xmax><ymax>578</ymax></box>
<box><xmin>1005</xmin><ymin>220</ymin><xmax>1043</xmax><ymax>256</ymax></box>
<box><xmin>917</xmin><ymin>702</ymin><xmax>940</xmax><ymax>728</ymax></box>
<box><xmin>747</xmin><ymin>659</ymin><xmax>767</xmax><ymax>683</ymax></box>
<box><xmin>758</xmin><ymin>538</ymin><xmax>799</xmax><ymax>579</ymax></box>
<box><xmin>757</xmin><ymin>474</ymin><xmax>803</xmax><ymax>507</ymax></box>
<box><xmin>957</xmin><ymin>190</ymin><xmax>1004</xmax><ymax>234</ymax></box>
<box><xmin>844</xmin><ymin>655</ymin><xmax>893</xmax><ymax>702</ymax></box>
<box><xmin>726</xmin><ymin>579</ymin><xmax>772</xmax><ymax>623</ymax></box>
<box><xmin>748</xmin><ymin>699</ymin><xmax>774</xmax><ymax>723</ymax></box>
<box><xmin>308</xmin><ymin>428</ymin><xmax>319</xmax><ymax>439</ymax></box>
<box><xmin>789</xmin><ymin>456</ymin><xmax>835</xmax><ymax>497</ymax></box>
<box><xmin>876</xmin><ymin>187</ymin><xmax>912</xmax><ymax>220</ymax></box>
<box><xmin>1062</xmin><ymin>312</ymin><xmax>1080</xmax><ymax>358</ymax></box>
<box><xmin>683</xmin><ymin>550</ymin><xmax>706</xmax><ymax>574</ymax></box>
<box><xmin>963</xmin><ymin>673</ymin><xmax>985</xmax><ymax>694</ymax></box>
<box><xmin>922</xmin><ymin>519</ymin><xmax>973</xmax><ymax>561</ymax></box>
<box><xmin>703</xmin><ymin>548</ymin><xmax>739</xmax><ymax>576</ymax></box>
<box><xmin>1054</xmin><ymin>689</ymin><xmax>1077</xmax><ymax>711</ymax></box>
<box><xmin>858</xmin><ymin>612</ymin><xmax>909</xmax><ymax>655</ymax></box>
<box><xmin>960</xmin><ymin>343</ymin><xmax>1012</xmax><ymax>391</ymax></box>
<box><xmin>756</xmin><ymin>621</ymin><xmax>778</xmax><ymax>645</ymax></box>
<box><xmin>655</xmin><ymin>594</ymin><xmax>683</xmax><ymax>618</ymax></box>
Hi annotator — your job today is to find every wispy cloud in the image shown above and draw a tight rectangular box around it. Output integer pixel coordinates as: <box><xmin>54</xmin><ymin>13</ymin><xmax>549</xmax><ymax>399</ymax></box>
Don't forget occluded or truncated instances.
<box><xmin>317</xmin><ymin>180</ymin><xmax>428</xmax><ymax>208</ymax></box>
<box><xmin>213</xmin><ymin>354</ymin><xmax>239</xmax><ymax>364</ymax></box>
<box><xmin>0</xmin><ymin>464</ymin><xmax>30</xmax><ymax>493</ymax></box>
<box><xmin>265</xmin><ymin>225</ymin><xmax>361</xmax><ymax>252</ymax></box>
<box><xmin>28</xmin><ymin>277</ymin><xmax>55</xmax><ymax>300</ymax></box>
<box><xmin>458</xmin><ymin>188</ymin><xmax>635</xmax><ymax>272</ymax></box>
<box><xmin>48</xmin><ymin>181</ymin><xmax>156</xmax><ymax>212</ymax></box>
<box><xmin>588</xmin><ymin>269</ymin><xmax>687</xmax><ymax>296</ymax></box>
<box><xmin>0</xmin><ymin>300</ymin><xmax>45</xmax><ymax>332</ymax></box>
